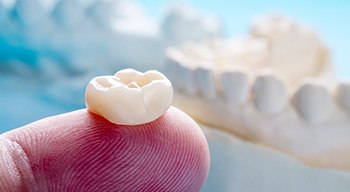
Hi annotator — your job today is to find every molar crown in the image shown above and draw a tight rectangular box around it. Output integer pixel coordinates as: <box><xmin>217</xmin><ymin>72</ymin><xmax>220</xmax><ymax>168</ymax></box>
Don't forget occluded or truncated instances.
<box><xmin>85</xmin><ymin>69</ymin><xmax>173</xmax><ymax>125</ymax></box>
<box><xmin>253</xmin><ymin>71</ymin><xmax>287</xmax><ymax>114</ymax></box>
<box><xmin>293</xmin><ymin>79</ymin><xmax>332</xmax><ymax>124</ymax></box>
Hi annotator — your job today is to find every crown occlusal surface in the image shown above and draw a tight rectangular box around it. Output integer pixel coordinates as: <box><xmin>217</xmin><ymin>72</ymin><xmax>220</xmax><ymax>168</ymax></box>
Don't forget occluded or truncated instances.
<box><xmin>85</xmin><ymin>69</ymin><xmax>173</xmax><ymax>125</ymax></box>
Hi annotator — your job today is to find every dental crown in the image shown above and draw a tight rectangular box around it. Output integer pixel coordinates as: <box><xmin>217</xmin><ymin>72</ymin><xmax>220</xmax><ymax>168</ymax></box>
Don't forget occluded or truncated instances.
<box><xmin>85</xmin><ymin>69</ymin><xmax>173</xmax><ymax>125</ymax></box>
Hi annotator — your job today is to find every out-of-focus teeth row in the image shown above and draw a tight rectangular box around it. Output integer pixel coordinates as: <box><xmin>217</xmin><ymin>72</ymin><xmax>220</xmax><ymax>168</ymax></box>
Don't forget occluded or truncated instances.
<box><xmin>166</xmin><ymin>53</ymin><xmax>350</xmax><ymax>124</ymax></box>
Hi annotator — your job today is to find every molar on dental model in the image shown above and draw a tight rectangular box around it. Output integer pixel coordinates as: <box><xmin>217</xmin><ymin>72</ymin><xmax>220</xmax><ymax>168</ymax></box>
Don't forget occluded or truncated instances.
<box><xmin>219</xmin><ymin>70</ymin><xmax>250</xmax><ymax>104</ymax></box>
<box><xmin>250</xmin><ymin>13</ymin><xmax>330</xmax><ymax>84</ymax></box>
<box><xmin>52</xmin><ymin>0</ymin><xmax>85</xmax><ymax>27</ymax></box>
<box><xmin>253</xmin><ymin>71</ymin><xmax>287</xmax><ymax>114</ymax></box>
<box><xmin>161</xmin><ymin>4</ymin><xmax>222</xmax><ymax>46</ymax></box>
<box><xmin>292</xmin><ymin>79</ymin><xmax>333</xmax><ymax>124</ymax></box>
<box><xmin>85</xmin><ymin>69</ymin><xmax>173</xmax><ymax>125</ymax></box>
<box><xmin>166</xmin><ymin>48</ymin><xmax>197</xmax><ymax>95</ymax></box>
<box><xmin>336</xmin><ymin>81</ymin><xmax>350</xmax><ymax>114</ymax></box>
<box><xmin>13</xmin><ymin>0</ymin><xmax>46</xmax><ymax>26</ymax></box>
<box><xmin>193</xmin><ymin>67</ymin><xmax>216</xmax><ymax>98</ymax></box>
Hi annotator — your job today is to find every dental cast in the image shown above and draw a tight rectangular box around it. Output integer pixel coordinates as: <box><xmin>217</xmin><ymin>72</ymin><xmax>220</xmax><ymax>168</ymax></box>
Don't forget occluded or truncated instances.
<box><xmin>85</xmin><ymin>69</ymin><xmax>173</xmax><ymax>125</ymax></box>
<box><xmin>163</xmin><ymin>14</ymin><xmax>350</xmax><ymax>170</ymax></box>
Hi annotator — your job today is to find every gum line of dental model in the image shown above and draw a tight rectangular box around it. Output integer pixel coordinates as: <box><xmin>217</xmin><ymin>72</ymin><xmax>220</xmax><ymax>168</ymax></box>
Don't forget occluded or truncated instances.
<box><xmin>85</xmin><ymin>69</ymin><xmax>173</xmax><ymax>125</ymax></box>
<box><xmin>166</xmin><ymin>56</ymin><xmax>350</xmax><ymax>124</ymax></box>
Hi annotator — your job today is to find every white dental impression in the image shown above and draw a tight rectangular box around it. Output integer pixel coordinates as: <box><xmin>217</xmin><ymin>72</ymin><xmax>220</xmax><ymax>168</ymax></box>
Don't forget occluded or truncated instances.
<box><xmin>161</xmin><ymin>4</ymin><xmax>222</xmax><ymax>46</ymax></box>
<box><xmin>250</xmin><ymin>13</ymin><xmax>331</xmax><ymax>85</ymax></box>
<box><xmin>164</xmin><ymin>12</ymin><xmax>350</xmax><ymax>173</ymax></box>
<box><xmin>85</xmin><ymin>69</ymin><xmax>173</xmax><ymax>125</ymax></box>
<box><xmin>0</xmin><ymin>0</ymin><xmax>225</xmax><ymax>76</ymax></box>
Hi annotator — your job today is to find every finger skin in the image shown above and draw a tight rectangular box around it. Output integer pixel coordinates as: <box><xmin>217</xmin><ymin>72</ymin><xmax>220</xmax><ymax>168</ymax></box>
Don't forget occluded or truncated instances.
<box><xmin>0</xmin><ymin>107</ymin><xmax>210</xmax><ymax>192</ymax></box>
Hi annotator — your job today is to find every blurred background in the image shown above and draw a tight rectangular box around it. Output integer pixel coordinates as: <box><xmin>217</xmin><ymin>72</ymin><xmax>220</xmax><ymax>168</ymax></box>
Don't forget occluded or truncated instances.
<box><xmin>0</xmin><ymin>0</ymin><xmax>349</xmax><ymax>133</ymax></box>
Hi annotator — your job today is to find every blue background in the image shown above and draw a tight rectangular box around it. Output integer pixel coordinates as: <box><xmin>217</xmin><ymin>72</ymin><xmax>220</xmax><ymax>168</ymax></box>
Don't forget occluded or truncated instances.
<box><xmin>1</xmin><ymin>0</ymin><xmax>349</xmax><ymax>133</ymax></box>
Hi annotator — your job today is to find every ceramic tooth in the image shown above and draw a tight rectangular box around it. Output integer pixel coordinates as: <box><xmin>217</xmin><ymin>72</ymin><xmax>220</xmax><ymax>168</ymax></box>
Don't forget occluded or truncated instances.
<box><xmin>85</xmin><ymin>69</ymin><xmax>173</xmax><ymax>125</ymax></box>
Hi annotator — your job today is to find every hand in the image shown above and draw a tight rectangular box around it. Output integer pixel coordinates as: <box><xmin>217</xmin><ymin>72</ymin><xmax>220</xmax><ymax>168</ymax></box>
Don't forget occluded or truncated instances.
<box><xmin>0</xmin><ymin>107</ymin><xmax>210</xmax><ymax>192</ymax></box>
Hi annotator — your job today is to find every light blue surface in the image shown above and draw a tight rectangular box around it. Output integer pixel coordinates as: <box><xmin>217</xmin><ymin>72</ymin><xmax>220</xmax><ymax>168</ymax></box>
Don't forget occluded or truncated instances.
<box><xmin>201</xmin><ymin>127</ymin><xmax>350</xmax><ymax>192</ymax></box>
<box><xmin>1</xmin><ymin>0</ymin><xmax>350</xmax><ymax>133</ymax></box>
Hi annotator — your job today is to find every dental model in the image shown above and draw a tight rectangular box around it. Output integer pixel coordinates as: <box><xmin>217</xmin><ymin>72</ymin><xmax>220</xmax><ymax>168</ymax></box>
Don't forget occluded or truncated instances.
<box><xmin>250</xmin><ymin>13</ymin><xmax>331</xmax><ymax>84</ymax></box>
<box><xmin>85</xmin><ymin>69</ymin><xmax>173</xmax><ymax>125</ymax></box>
<box><xmin>165</xmin><ymin>13</ymin><xmax>350</xmax><ymax>171</ymax></box>
<box><xmin>161</xmin><ymin>4</ymin><xmax>222</xmax><ymax>46</ymax></box>
<box><xmin>0</xmin><ymin>0</ymin><xmax>222</xmax><ymax>76</ymax></box>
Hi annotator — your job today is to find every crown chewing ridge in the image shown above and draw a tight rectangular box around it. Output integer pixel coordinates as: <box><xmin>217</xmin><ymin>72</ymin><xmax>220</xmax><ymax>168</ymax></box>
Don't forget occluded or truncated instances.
<box><xmin>85</xmin><ymin>69</ymin><xmax>173</xmax><ymax>125</ymax></box>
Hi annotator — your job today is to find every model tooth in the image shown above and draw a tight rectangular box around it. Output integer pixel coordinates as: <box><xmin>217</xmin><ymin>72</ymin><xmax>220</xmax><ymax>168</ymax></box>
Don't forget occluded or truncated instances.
<box><xmin>253</xmin><ymin>71</ymin><xmax>287</xmax><ymax>114</ymax></box>
<box><xmin>293</xmin><ymin>80</ymin><xmax>332</xmax><ymax>123</ymax></box>
<box><xmin>250</xmin><ymin>14</ymin><xmax>329</xmax><ymax>85</ymax></box>
<box><xmin>171</xmin><ymin>60</ymin><xmax>195</xmax><ymax>95</ymax></box>
<box><xmin>0</xmin><ymin>1</ymin><xmax>7</xmax><ymax>24</ymax></box>
<box><xmin>194</xmin><ymin>67</ymin><xmax>216</xmax><ymax>98</ymax></box>
<box><xmin>336</xmin><ymin>81</ymin><xmax>350</xmax><ymax>114</ymax></box>
<box><xmin>87</xmin><ymin>0</ymin><xmax>119</xmax><ymax>26</ymax></box>
<box><xmin>52</xmin><ymin>0</ymin><xmax>84</xmax><ymax>27</ymax></box>
<box><xmin>220</xmin><ymin>70</ymin><xmax>249</xmax><ymax>104</ymax></box>
<box><xmin>166</xmin><ymin>48</ymin><xmax>196</xmax><ymax>95</ymax></box>
<box><xmin>85</xmin><ymin>69</ymin><xmax>173</xmax><ymax>125</ymax></box>
<box><xmin>162</xmin><ymin>4</ymin><xmax>221</xmax><ymax>45</ymax></box>
<box><xmin>13</xmin><ymin>0</ymin><xmax>45</xmax><ymax>26</ymax></box>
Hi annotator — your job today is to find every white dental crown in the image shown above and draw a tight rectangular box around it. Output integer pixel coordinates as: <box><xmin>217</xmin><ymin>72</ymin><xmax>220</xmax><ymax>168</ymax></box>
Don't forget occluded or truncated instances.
<box><xmin>85</xmin><ymin>69</ymin><xmax>173</xmax><ymax>125</ymax></box>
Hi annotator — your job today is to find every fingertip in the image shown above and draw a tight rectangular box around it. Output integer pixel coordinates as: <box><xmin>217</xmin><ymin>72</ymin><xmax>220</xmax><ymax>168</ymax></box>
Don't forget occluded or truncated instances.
<box><xmin>2</xmin><ymin>107</ymin><xmax>210</xmax><ymax>191</ymax></box>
